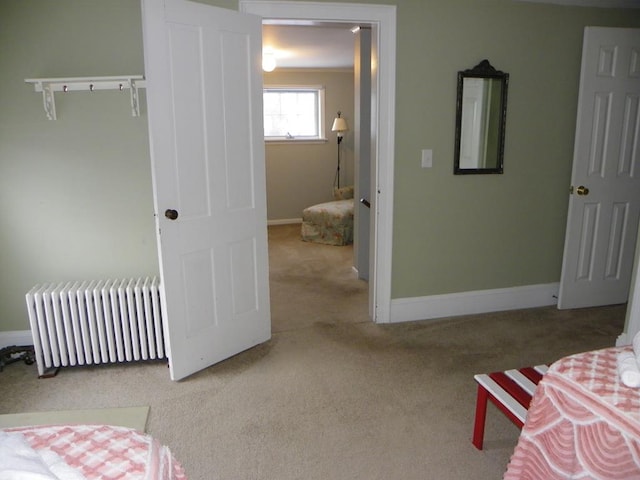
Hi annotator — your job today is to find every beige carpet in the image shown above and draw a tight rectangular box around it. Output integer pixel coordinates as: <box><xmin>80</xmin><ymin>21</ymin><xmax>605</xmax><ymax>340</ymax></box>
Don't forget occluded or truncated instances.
<box><xmin>0</xmin><ymin>224</ymin><xmax>626</xmax><ymax>479</ymax></box>
<box><xmin>0</xmin><ymin>406</ymin><xmax>149</xmax><ymax>431</ymax></box>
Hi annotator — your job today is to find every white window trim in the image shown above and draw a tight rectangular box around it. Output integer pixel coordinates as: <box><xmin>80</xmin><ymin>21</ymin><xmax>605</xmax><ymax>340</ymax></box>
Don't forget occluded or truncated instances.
<box><xmin>263</xmin><ymin>85</ymin><xmax>326</xmax><ymax>142</ymax></box>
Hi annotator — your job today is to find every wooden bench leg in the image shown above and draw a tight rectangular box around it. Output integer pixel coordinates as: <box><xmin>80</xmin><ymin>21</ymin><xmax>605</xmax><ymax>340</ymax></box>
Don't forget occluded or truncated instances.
<box><xmin>472</xmin><ymin>365</ymin><xmax>548</xmax><ymax>451</ymax></box>
<box><xmin>472</xmin><ymin>384</ymin><xmax>489</xmax><ymax>450</ymax></box>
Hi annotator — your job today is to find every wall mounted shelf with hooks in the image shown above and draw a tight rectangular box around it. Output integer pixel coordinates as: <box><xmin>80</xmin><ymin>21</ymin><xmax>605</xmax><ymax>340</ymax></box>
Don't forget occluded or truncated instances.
<box><xmin>25</xmin><ymin>75</ymin><xmax>146</xmax><ymax>120</ymax></box>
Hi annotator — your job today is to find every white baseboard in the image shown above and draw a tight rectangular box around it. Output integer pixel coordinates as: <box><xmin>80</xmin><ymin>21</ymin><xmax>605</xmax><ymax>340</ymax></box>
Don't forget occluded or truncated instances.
<box><xmin>268</xmin><ymin>218</ymin><xmax>302</xmax><ymax>226</ymax></box>
<box><xmin>389</xmin><ymin>282</ymin><xmax>560</xmax><ymax>323</ymax></box>
<box><xmin>0</xmin><ymin>330</ymin><xmax>33</xmax><ymax>349</ymax></box>
<box><xmin>4</xmin><ymin>284</ymin><xmax>559</xmax><ymax>344</ymax></box>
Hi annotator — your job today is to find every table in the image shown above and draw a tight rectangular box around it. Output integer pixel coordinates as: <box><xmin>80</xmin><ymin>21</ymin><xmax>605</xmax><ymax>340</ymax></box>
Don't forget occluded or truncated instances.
<box><xmin>504</xmin><ymin>346</ymin><xmax>640</xmax><ymax>480</ymax></box>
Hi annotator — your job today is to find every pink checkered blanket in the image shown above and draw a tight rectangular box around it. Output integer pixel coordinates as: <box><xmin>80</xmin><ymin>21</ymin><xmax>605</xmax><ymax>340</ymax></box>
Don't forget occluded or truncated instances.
<box><xmin>2</xmin><ymin>424</ymin><xmax>186</xmax><ymax>480</ymax></box>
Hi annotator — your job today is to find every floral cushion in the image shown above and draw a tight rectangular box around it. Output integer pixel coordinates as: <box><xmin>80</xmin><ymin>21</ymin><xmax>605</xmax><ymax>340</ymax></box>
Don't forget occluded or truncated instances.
<box><xmin>301</xmin><ymin>198</ymin><xmax>354</xmax><ymax>246</ymax></box>
<box><xmin>333</xmin><ymin>185</ymin><xmax>354</xmax><ymax>200</ymax></box>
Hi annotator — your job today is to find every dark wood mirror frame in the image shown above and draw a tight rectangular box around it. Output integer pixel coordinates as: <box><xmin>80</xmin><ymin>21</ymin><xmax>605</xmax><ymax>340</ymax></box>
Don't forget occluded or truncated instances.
<box><xmin>454</xmin><ymin>60</ymin><xmax>509</xmax><ymax>175</ymax></box>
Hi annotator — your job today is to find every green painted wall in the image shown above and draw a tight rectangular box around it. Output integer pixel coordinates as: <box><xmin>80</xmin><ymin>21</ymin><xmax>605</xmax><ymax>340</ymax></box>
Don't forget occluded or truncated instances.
<box><xmin>1</xmin><ymin>0</ymin><xmax>639</xmax><ymax>332</ymax></box>
<box><xmin>0</xmin><ymin>1</ymin><xmax>158</xmax><ymax>332</ymax></box>
<box><xmin>391</xmin><ymin>0</ymin><xmax>640</xmax><ymax>298</ymax></box>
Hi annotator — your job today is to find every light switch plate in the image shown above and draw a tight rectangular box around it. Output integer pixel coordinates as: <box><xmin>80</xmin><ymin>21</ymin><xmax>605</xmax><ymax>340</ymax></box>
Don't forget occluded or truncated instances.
<box><xmin>421</xmin><ymin>149</ymin><xmax>433</xmax><ymax>168</ymax></box>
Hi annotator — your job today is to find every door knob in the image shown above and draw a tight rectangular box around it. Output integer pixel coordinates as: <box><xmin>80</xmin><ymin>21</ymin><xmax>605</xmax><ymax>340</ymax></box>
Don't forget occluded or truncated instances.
<box><xmin>165</xmin><ymin>209</ymin><xmax>179</xmax><ymax>220</ymax></box>
<box><xmin>576</xmin><ymin>185</ymin><xmax>589</xmax><ymax>196</ymax></box>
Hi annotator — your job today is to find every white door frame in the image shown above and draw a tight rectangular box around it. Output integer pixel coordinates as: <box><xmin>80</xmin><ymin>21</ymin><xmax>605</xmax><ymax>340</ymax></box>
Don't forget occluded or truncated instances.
<box><xmin>240</xmin><ymin>0</ymin><xmax>396</xmax><ymax>324</ymax></box>
<box><xmin>617</xmin><ymin>227</ymin><xmax>640</xmax><ymax>346</ymax></box>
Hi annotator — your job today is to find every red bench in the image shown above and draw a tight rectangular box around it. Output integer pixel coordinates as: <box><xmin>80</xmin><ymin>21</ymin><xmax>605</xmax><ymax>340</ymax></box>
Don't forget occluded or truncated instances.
<box><xmin>472</xmin><ymin>364</ymin><xmax>549</xmax><ymax>450</ymax></box>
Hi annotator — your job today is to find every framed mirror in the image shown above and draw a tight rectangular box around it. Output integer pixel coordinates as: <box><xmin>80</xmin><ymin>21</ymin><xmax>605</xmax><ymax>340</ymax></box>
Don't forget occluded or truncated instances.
<box><xmin>454</xmin><ymin>60</ymin><xmax>509</xmax><ymax>174</ymax></box>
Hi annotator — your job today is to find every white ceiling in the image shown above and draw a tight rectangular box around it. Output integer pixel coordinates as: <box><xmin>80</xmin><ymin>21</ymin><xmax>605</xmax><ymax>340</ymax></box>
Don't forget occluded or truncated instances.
<box><xmin>261</xmin><ymin>0</ymin><xmax>639</xmax><ymax>70</ymax></box>
<box><xmin>262</xmin><ymin>24</ymin><xmax>356</xmax><ymax>69</ymax></box>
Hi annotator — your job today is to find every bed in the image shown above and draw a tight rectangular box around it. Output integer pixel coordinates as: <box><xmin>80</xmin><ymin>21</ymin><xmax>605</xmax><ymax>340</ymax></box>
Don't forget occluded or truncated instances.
<box><xmin>301</xmin><ymin>186</ymin><xmax>354</xmax><ymax>246</ymax></box>
<box><xmin>504</xmin><ymin>346</ymin><xmax>640</xmax><ymax>479</ymax></box>
<box><xmin>0</xmin><ymin>424</ymin><xmax>186</xmax><ymax>479</ymax></box>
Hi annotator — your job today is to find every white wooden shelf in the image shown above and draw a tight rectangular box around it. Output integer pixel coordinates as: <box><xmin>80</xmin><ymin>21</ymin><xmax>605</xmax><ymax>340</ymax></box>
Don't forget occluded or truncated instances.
<box><xmin>25</xmin><ymin>75</ymin><xmax>146</xmax><ymax>120</ymax></box>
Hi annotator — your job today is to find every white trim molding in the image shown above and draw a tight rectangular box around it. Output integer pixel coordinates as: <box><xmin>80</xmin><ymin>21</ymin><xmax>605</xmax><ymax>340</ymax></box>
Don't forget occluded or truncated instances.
<box><xmin>0</xmin><ymin>330</ymin><xmax>33</xmax><ymax>349</ymax></box>
<box><xmin>390</xmin><ymin>283</ymin><xmax>560</xmax><ymax>323</ymax></box>
<box><xmin>617</xmin><ymin>225</ymin><xmax>640</xmax><ymax>346</ymax></box>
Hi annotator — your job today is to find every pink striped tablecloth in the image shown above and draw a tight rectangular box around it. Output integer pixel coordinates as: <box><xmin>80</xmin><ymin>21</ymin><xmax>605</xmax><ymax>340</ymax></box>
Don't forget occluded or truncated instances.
<box><xmin>4</xmin><ymin>424</ymin><xmax>187</xmax><ymax>480</ymax></box>
<box><xmin>504</xmin><ymin>346</ymin><xmax>640</xmax><ymax>480</ymax></box>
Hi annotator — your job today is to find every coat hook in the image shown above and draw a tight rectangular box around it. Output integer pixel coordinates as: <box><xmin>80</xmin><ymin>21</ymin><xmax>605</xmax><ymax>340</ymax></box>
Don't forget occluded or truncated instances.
<box><xmin>63</xmin><ymin>85</ymin><xmax>68</xmax><ymax>92</ymax></box>
<box><xmin>119</xmin><ymin>83</ymin><xmax>124</xmax><ymax>91</ymax></box>
<box><xmin>89</xmin><ymin>84</ymin><xmax>94</xmax><ymax>92</ymax></box>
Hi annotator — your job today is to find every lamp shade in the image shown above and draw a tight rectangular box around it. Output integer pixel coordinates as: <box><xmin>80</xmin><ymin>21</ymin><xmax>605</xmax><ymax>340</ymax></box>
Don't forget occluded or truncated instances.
<box><xmin>331</xmin><ymin>116</ymin><xmax>348</xmax><ymax>133</ymax></box>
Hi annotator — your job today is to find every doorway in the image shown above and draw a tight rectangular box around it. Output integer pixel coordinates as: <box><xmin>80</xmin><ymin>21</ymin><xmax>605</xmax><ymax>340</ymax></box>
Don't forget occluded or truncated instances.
<box><xmin>262</xmin><ymin>22</ymin><xmax>367</xmax><ymax>330</ymax></box>
<box><xmin>240</xmin><ymin>0</ymin><xmax>397</xmax><ymax>324</ymax></box>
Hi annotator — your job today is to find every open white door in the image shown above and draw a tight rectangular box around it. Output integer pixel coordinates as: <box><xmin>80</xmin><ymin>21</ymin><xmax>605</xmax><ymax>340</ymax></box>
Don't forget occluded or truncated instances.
<box><xmin>558</xmin><ymin>27</ymin><xmax>640</xmax><ymax>309</ymax></box>
<box><xmin>142</xmin><ymin>0</ymin><xmax>270</xmax><ymax>380</ymax></box>
<box><xmin>354</xmin><ymin>27</ymin><xmax>372</xmax><ymax>282</ymax></box>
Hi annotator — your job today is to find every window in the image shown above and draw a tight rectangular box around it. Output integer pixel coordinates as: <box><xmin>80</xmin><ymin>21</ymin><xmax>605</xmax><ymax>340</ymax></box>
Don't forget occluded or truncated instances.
<box><xmin>263</xmin><ymin>86</ymin><xmax>326</xmax><ymax>141</ymax></box>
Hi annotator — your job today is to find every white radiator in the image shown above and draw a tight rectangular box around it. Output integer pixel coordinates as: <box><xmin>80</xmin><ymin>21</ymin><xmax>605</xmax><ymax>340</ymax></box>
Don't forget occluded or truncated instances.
<box><xmin>25</xmin><ymin>277</ymin><xmax>166</xmax><ymax>376</ymax></box>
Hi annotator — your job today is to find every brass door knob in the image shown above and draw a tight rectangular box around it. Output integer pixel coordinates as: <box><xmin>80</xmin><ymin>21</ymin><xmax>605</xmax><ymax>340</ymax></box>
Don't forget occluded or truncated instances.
<box><xmin>165</xmin><ymin>209</ymin><xmax>179</xmax><ymax>220</ymax></box>
<box><xmin>576</xmin><ymin>185</ymin><xmax>589</xmax><ymax>196</ymax></box>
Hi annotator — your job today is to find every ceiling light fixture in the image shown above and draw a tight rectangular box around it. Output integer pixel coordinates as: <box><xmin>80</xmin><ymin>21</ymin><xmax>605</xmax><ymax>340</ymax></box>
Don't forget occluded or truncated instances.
<box><xmin>262</xmin><ymin>48</ymin><xmax>277</xmax><ymax>72</ymax></box>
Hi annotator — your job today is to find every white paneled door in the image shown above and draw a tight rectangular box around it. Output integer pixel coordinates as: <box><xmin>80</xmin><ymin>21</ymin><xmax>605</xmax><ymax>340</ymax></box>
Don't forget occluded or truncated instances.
<box><xmin>142</xmin><ymin>0</ymin><xmax>270</xmax><ymax>380</ymax></box>
<box><xmin>558</xmin><ymin>27</ymin><xmax>640</xmax><ymax>309</ymax></box>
